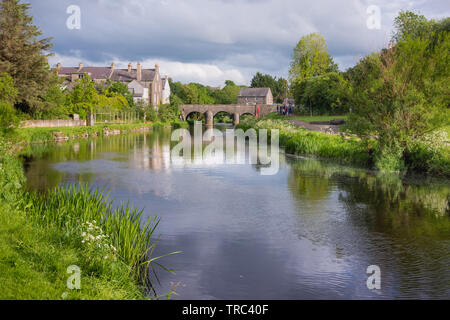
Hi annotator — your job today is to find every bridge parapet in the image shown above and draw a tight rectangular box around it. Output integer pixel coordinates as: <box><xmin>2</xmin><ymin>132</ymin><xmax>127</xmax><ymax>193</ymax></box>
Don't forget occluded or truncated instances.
<box><xmin>180</xmin><ymin>104</ymin><xmax>276</xmax><ymax>126</ymax></box>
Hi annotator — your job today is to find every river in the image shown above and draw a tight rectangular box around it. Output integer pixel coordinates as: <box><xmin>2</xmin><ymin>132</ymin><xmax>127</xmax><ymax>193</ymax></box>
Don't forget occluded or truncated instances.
<box><xmin>22</xmin><ymin>126</ymin><xmax>450</xmax><ymax>299</ymax></box>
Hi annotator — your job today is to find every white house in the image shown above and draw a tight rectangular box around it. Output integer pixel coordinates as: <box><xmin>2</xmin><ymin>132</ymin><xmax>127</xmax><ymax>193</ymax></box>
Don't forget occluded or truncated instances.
<box><xmin>128</xmin><ymin>80</ymin><xmax>149</xmax><ymax>104</ymax></box>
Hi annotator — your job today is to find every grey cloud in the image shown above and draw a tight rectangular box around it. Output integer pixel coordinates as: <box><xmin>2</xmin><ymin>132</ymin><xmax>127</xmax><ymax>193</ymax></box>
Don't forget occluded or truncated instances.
<box><xmin>29</xmin><ymin>0</ymin><xmax>450</xmax><ymax>85</ymax></box>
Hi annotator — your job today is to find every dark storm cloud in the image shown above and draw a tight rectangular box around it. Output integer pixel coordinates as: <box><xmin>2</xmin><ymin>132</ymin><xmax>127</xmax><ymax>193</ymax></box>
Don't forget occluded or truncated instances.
<box><xmin>28</xmin><ymin>0</ymin><xmax>450</xmax><ymax>85</ymax></box>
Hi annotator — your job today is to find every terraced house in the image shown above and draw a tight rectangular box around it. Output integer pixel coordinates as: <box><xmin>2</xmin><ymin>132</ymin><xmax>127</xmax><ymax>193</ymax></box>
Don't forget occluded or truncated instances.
<box><xmin>55</xmin><ymin>62</ymin><xmax>169</xmax><ymax>106</ymax></box>
<box><xmin>238</xmin><ymin>88</ymin><xmax>273</xmax><ymax>105</ymax></box>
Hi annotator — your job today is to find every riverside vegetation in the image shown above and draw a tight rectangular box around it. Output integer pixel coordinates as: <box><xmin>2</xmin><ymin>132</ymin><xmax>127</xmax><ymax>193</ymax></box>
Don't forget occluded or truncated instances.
<box><xmin>0</xmin><ymin>125</ymin><xmax>182</xmax><ymax>300</ymax></box>
<box><xmin>237</xmin><ymin>117</ymin><xmax>450</xmax><ymax>177</ymax></box>
<box><xmin>238</xmin><ymin>11</ymin><xmax>449</xmax><ymax>177</ymax></box>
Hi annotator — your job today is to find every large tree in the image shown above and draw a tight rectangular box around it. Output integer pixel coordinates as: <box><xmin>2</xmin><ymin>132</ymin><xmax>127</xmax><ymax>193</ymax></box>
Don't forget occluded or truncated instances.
<box><xmin>250</xmin><ymin>72</ymin><xmax>288</xmax><ymax>103</ymax></box>
<box><xmin>289</xmin><ymin>33</ymin><xmax>337</xmax><ymax>87</ymax></box>
<box><xmin>346</xmin><ymin>27</ymin><xmax>449</xmax><ymax>171</ymax></box>
<box><xmin>0</xmin><ymin>0</ymin><xmax>53</xmax><ymax>114</ymax></box>
<box><xmin>392</xmin><ymin>10</ymin><xmax>435</xmax><ymax>42</ymax></box>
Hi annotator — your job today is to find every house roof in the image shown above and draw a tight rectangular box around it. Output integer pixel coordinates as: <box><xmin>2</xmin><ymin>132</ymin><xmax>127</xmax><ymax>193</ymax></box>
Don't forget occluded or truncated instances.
<box><xmin>56</xmin><ymin>66</ymin><xmax>157</xmax><ymax>83</ymax></box>
<box><xmin>110</xmin><ymin>69</ymin><xmax>156</xmax><ymax>82</ymax></box>
<box><xmin>238</xmin><ymin>88</ymin><xmax>271</xmax><ymax>97</ymax></box>
<box><xmin>58</xmin><ymin>67</ymin><xmax>112</xmax><ymax>79</ymax></box>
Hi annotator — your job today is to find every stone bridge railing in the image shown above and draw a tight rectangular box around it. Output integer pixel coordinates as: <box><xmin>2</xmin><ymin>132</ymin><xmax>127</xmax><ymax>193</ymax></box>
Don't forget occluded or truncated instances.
<box><xmin>180</xmin><ymin>104</ymin><xmax>276</xmax><ymax>126</ymax></box>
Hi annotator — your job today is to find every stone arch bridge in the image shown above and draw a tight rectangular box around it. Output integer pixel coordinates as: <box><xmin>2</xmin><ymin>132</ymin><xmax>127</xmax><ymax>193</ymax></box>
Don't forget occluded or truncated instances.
<box><xmin>180</xmin><ymin>104</ymin><xmax>277</xmax><ymax>126</ymax></box>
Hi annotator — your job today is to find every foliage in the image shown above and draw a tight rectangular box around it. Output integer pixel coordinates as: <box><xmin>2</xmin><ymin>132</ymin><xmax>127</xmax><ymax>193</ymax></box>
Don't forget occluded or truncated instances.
<box><xmin>158</xmin><ymin>103</ymin><xmax>180</xmax><ymax>122</ymax></box>
<box><xmin>299</xmin><ymin>72</ymin><xmax>350</xmax><ymax>115</ymax></box>
<box><xmin>393</xmin><ymin>10</ymin><xmax>435</xmax><ymax>42</ymax></box>
<box><xmin>106</xmin><ymin>81</ymin><xmax>135</xmax><ymax>108</ymax></box>
<box><xmin>237</xmin><ymin>118</ymin><xmax>372</xmax><ymax>167</ymax></box>
<box><xmin>169</xmin><ymin>79</ymin><xmax>244</xmax><ymax>106</ymax></box>
<box><xmin>0</xmin><ymin>0</ymin><xmax>54</xmax><ymax>114</ymax></box>
<box><xmin>239</xmin><ymin>115</ymin><xmax>449</xmax><ymax>177</ymax></box>
<box><xmin>23</xmin><ymin>185</ymin><xmax>169</xmax><ymax>287</ymax></box>
<box><xmin>346</xmin><ymin>22</ymin><xmax>449</xmax><ymax>172</ymax></box>
<box><xmin>0</xmin><ymin>73</ymin><xmax>18</xmax><ymax>131</ymax></box>
<box><xmin>0</xmin><ymin>205</ymin><xmax>145</xmax><ymax>300</ymax></box>
<box><xmin>289</xmin><ymin>33</ymin><xmax>338</xmax><ymax>87</ymax></box>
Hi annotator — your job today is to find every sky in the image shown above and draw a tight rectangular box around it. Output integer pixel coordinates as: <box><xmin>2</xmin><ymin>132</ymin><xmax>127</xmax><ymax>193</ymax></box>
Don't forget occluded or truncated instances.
<box><xmin>28</xmin><ymin>0</ymin><xmax>450</xmax><ymax>86</ymax></box>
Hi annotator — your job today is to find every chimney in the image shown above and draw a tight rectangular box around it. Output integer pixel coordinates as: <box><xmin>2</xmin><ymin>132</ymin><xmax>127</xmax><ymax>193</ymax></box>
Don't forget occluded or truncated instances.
<box><xmin>164</xmin><ymin>74</ymin><xmax>168</xmax><ymax>80</ymax></box>
<box><xmin>110</xmin><ymin>62</ymin><xmax>115</xmax><ymax>71</ymax></box>
<box><xmin>78</xmin><ymin>63</ymin><xmax>83</xmax><ymax>71</ymax></box>
<box><xmin>128</xmin><ymin>63</ymin><xmax>132</xmax><ymax>73</ymax></box>
<box><xmin>155</xmin><ymin>64</ymin><xmax>159</xmax><ymax>74</ymax></box>
<box><xmin>56</xmin><ymin>63</ymin><xmax>61</xmax><ymax>72</ymax></box>
<box><xmin>137</xmin><ymin>62</ymin><xmax>142</xmax><ymax>82</ymax></box>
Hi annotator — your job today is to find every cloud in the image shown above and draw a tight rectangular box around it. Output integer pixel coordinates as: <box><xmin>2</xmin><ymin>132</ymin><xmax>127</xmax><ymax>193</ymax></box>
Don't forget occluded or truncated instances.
<box><xmin>30</xmin><ymin>0</ymin><xmax>450</xmax><ymax>85</ymax></box>
<box><xmin>50</xmin><ymin>53</ymin><xmax>247</xmax><ymax>86</ymax></box>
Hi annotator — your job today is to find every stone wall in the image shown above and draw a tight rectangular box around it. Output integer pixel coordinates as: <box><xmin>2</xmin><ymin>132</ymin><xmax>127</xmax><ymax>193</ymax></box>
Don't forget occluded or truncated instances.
<box><xmin>180</xmin><ymin>104</ymin><xmax>277</xmax><ymax>125</ymax></box>
<box><xmin>20</xmin><ymin>119</ymin><xmax>87</xmax><ymax>128</ymax></box>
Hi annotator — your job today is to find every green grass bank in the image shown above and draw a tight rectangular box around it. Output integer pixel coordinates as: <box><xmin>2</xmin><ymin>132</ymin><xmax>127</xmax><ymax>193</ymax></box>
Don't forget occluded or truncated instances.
<box><xmin>0</xmin><ymin>122</ymin><xmax>186</xmax><ymax>300</ymax></box>
<box><xmin>237</xmin><ymin>116</ymin><xmax>450</xmax><ymax>177</ymax></box>
<box><xmin>13</xmin><ymin>121</ymin><xmax>188</xmax><ymax>145</ymax></box>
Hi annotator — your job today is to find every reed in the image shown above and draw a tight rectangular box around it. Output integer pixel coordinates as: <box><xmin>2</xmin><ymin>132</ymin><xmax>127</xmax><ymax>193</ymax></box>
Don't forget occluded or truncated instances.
<box><xmin>23</xmin><ymin>184</ymin><xmax>178</xmax><ymax>293</ymax></box>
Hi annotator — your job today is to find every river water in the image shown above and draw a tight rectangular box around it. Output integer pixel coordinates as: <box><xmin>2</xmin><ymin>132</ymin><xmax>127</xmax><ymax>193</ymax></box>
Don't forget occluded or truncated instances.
<box><xmin>22</xmin><ymin>127</ymin><xmax>450</xmax><ymax>299</ymax></box>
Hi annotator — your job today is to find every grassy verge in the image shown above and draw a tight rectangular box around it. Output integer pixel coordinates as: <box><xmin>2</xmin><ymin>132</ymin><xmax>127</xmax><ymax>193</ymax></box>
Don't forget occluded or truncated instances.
<box><xmin>0</xmin><ymin>127</ymin><xmax>180</xmax><ymax>300</ymax></box>
<box><xmin>0</xmin><ymin>202</ymin><xmax>145</xmax><ymax>300</ymax></box>
<box><xmin>13</xmin><ymin>121</ymin><xmax>188</xmax><ymax>145</ymax></box>
<box><xmin>263</xmin><ymin>113</ymin><xmax>348</xmax><ymax>123</ymax></box>
<box><xmin>237</xmin><ymin>117</ymin><xmax>450</xmax><ymax>177</ymax></box>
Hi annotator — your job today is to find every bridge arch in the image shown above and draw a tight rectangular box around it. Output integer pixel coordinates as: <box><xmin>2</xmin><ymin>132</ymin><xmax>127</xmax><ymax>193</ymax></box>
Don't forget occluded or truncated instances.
<box><xmin>180</xmin><ymin>104</ymin><xmax>276</xmax><ymax>126</ymax></box>
<box><xmin>185</xmin><ymin>111</ymin><xmax>205</xmax><ymax>122</ymax></box>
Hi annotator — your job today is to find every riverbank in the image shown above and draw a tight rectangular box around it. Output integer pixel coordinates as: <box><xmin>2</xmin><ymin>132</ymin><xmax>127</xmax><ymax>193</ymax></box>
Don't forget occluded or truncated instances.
<box><xmin>237</xmin><ymin>117</ymin><xmax>450</xmax><ymax>177</ymax></box>
<box><xmin>0</xmin><ymin>121</ymin><xmax>186</xmax><ymax>300</ymax></box>
<box><xmin>11</xmin><ymin>121</ymin><xmax>188</xmax><ymax>145</ymax></box>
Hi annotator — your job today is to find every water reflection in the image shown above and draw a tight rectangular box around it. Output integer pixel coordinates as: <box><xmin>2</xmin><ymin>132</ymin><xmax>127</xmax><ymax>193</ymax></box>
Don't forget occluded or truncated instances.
<box><xmin>22</xmin><ymin>128</ymin><xmax>450</xmax><ymax>299</ymax></box>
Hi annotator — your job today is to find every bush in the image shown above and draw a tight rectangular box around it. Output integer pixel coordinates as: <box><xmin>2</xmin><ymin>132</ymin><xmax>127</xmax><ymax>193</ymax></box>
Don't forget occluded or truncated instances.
<box><xmin>158</xmin><ymin>103</ymin><xmax>180</xmax><ymax>122</ymax></box>
<box><xmin>0</xmin><ymin>137</ymin><xmax>25</xmax><ymax>203</ymax></box>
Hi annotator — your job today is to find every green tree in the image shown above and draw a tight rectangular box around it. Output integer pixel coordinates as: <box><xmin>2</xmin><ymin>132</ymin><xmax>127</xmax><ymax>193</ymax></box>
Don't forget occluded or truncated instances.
<box><xmin>392</xmin><ymin>10</ymin><xmax>434</xmax><ymax>42</ymax></box>
<box><xmin>0</xmin><ymin>0</ymin><xmax>53</xmax><ymax>114</ymax></box>
<box><xmin>251</xmin><ymin>72</ymin><xmax>288</xmax><ymax>103</ymax></box>
<box><xmin>0</xmin><ymin>72</ymin><xmax>18</xmax><ymax>131</ymax></box>
<box><xmin>219</xmin><ymin>80</ymin><xmax>241</xmax><ymax>104</ymax></box>
<box><xmin>300</xmin><ymin>72</ymin><xmax>349</xmax><ymax>116</ymax></box>
<box><xmin>67</xmin><ymin>74</ymin><xmax>98</xmax><ymax>118</ymax></box>
<box><xmin>347</xmin><ymin>30</ymin><xmax>449</xmax><ymax>171</ymax></box>
<box><xmin>106</xmin><ymin>81</ymin><xmax>134</xmax><ymax>107</ymax></box>
<box><xmin>40</xmin><ymin>78</ymin><xmax>68</xmax><ymax>119</ymax></box>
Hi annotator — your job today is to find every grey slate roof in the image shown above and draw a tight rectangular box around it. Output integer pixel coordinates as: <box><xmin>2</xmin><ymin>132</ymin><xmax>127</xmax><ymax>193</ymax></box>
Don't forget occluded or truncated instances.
<box><xmin>110</xmin><ymin>69</ymin><xmax>156</xmax><ymax>82</ymax></box>
<box><xmin>58</xmin><ymin>67</ymin><xmax>112</xmax><ymax>79</ymax></box>
<box><xmin>238</xmin><ymin>88</ymin><xmax>271</xmax><ymax>97</ymax></box>
<box><xmin>57</xmin><ymin>66</ymin><xmax>157</xmax><ymax>82</ymax></box>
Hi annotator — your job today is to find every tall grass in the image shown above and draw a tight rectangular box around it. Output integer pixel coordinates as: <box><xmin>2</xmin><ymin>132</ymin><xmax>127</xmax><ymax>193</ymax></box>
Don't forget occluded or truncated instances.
<box><xmin>23</xmin><ymin>184</ymin><xmax>178</xmax><ymax>294</ymax></box>
<box><xmin>237</xmin><ymin>119</ymin><xmax>372</xmax><ymax>167</ymax></box>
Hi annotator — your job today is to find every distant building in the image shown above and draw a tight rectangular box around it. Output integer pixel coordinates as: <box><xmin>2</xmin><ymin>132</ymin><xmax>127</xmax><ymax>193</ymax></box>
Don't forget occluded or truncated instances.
<box><xmin>128</xmin><ymin>80</ymin><xmax>149</xmax><ymax>104</ymax></box>
<box><xmin>237</xmin><ymin>88</ymin><xmax>273</xmax><ymax>105</ymax></box>
<box><xmin>54</xmin><ymin>62</ymin><xmax>169</xmax><ymax>106</ymax></box>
